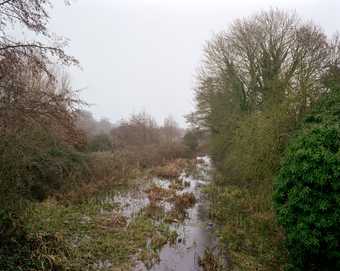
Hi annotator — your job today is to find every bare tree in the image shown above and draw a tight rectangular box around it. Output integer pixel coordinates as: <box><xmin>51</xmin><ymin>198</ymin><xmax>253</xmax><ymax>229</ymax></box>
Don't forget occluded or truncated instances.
<box><xmin>0</xmin><ymin>0</ymin><xmax>83</xmax><ymax>145</ymax></box>
<box><xmin>194</xmin><ymin>9</ymin><xmax>338</xmax><ymax>132</ymax></box>
<box><xmin>111</xmin><ymin>112</ymin><xmax>160</xmax><ymax>148</ymax></box>
<box><xmin>0</xmin><ymin>58</ymin><xmax>84</xmax><ymax>145</ymax></box>
<box><xmin>0</xmin><ymin>0</ymin><xmax>77</xmax><ymax>69</ymax></box>
<box><xmin>161</xmin><ymin>115</ymin><xmax>181</xmax><ymax>143</ymax></box>
<box><xmin>76</xmin><ymin>110</ymin><xmax>113</xmax><ymax>138</ymax></box>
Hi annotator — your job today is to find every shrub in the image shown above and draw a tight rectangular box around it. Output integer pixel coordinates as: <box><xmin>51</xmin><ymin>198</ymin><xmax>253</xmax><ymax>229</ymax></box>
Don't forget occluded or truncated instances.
<box><xmin>0</xmin><ymin>127</ymin><xmax>88</xmax><ymax>211</ymax></box>
<box><xmin>274</xmin><ymin>125</ymin><xmax>340</xmax><ymax>270</ymax></box>
<box><xmin>0</xmin><ymin>209</ymin><xmax>70</xmax><ymax>271</ymax></box>
<box><xmin>86</xmin><ymin>133</ymin><xmax>112</xmax><ymax>152</ymax></box>
<box><xmin>88</xmin><ymin>151</ymin><xmax>135</xmax><ymax>181</ymax></box>
<box><xmin>119</xmin><ymin>143</ymin><xmax>188</xmax><ymax>169</ymax></box>
<box><xmin>223</xmin><ymin>106</ymin><xmax>294</xmax><ymax>183</ymax></box>
<box><xmin>183</xmin><ymin>130</ymin><xmax>199</xmax><ymax>154</ymax></box>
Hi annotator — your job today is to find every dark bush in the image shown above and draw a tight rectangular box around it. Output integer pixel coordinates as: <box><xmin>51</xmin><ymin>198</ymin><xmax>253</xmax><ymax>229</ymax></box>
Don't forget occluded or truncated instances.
<box><xmin>0</xmin><ymin>127</ymin><xmax>89</xmax><ymax>210</ymax></box>
<box><xmin>86</xmin><ymin>133</ymin><xmax>112</xmax><ymax>152</ymax></box>
<box><xmin>183</xmin><ymin>130</ymin><xmax>199</xmax><ymax>154</ymax></box>
<box><xmin>0</xmin><ymin>209</ymin><xmax>70</xmax><ymax>271</ymax></box>
<box><xmin>274</xmin><ymin>125</ymin><xmax>340</xmax><ymax>271</ymax></box>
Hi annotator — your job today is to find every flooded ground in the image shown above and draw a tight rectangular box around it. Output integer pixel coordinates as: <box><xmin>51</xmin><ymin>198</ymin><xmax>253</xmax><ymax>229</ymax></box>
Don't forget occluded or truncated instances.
<box><xmin>146</xmin><ymin>158</ymin><xmax>219</xmax><ymax>271</ymax></box>
<box><xmin>25</xmin><ymin>157</ymin><xmax>227</xmax><ymax>271</ymax></box>
<box><xmin>98</xmin><ymin>156</ymin><xmax>226</xmax><ymax>271</ymax></box>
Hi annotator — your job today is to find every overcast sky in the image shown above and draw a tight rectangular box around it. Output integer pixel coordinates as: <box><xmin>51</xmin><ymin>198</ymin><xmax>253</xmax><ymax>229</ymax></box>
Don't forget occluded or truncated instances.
<box><xmin>49</xmin><ymin>0</ymin><xmax>340</xmax><ymax>126</ymax></box>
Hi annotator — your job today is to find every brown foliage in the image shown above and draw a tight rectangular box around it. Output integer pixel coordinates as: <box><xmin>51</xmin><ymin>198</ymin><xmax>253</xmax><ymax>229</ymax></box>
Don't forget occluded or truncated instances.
<box><xmin>0</xmin><ymin>0</ymin><xmax>81</xmax><ymax>146</ymax></box>
<box><xmin>111</xmin><ymin>112</ymin><xmax>184</xmax><ymax>151</ymax></box>
<box><xmin>172</xmin><ymin>192</ymin><xmax>196</xmax><ymax>210</ymax></box>
<box><xmin>0</xmin><ymin>59</ymin><xmax>85</xmax><ymax>146</ymax></box>
<box><xmin>153</xmin><ymin>159</ymin><xmax>190</xmax><ymax>178</ymax></box>
<box><xmin>146</xmin><ymin>186</ymin><xmax>175</xmax><ymax>203</ymax></box>
<box><xmin>58</xmin><ymin>151</ymin><xmax>138</xmax><ymax>203</ymax></box>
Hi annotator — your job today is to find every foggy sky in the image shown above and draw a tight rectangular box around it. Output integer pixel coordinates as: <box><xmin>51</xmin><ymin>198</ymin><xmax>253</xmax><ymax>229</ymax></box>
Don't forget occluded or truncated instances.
<box><xmin>49</xmin><ymin>0</ymin><xmax>340</xmax><ymax>127</ymax></box>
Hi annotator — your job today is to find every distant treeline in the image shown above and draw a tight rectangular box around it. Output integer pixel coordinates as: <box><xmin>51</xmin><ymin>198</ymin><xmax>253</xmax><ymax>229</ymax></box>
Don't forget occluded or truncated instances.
<box><xmin>77</xmin><ymin>110</ymin><xmax>185</xmax><ymax>151</ymax></box>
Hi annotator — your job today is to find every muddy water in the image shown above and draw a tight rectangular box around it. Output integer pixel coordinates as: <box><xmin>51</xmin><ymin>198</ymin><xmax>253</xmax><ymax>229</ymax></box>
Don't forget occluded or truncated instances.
<box><xmin>135</xmin><ymin>156</ymin><xmax>224</xmax><ymax>271</ymax></box>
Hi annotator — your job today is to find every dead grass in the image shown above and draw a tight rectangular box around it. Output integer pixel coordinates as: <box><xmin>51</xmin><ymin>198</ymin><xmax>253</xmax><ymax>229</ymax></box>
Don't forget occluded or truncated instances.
<box><xmin>165</xmin><ymin>207</ymin><xmax>187</xmax><ymax>223</ymax></box>
<box><xmin>169</xmin><ymin>178</ymin><xmax>184</xmax><ymax>190</ymax></box>
<box><xmin>172</xmin><ymin>192</ymin><xmax>196</xmax><ymax>209</ymax></box>
<box><xmin>96</xmin><ymin>213</ymin><xmax>127</xmax><ymax>230</ymax></box>
<box><xmin>145</xmin><ymin>186</ymin><xmax>176</xmax><ymax>203</ymax></box>
<box><xmin>143</xmin><ymin>203</ymin><xmax>165</xmax><ymax>220</ymax></box>
<box><xmin>198</xmin><ymin>249</ymin><xmax>224</xmax><ymax>271</ymax></box>
<box><xmin>53</xmin><ymin>151</ymin><xmax>144</xmax><ymax>204</ymax></box>
<box><xmin>165</xmin><ymin>192</ymin><xmax>197</xmax><ymax>223</ymax></box>
<box><xmin>153</xmin><ymin>159</ymin><xmax>190</xmax><ymax>178</ymax></box>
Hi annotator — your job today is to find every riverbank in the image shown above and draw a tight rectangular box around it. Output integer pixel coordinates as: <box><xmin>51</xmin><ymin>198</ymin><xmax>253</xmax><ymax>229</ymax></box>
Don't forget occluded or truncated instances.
<box><xmin>204</xmin><ymin>175</ymin><xmax>287</xmax><ymax>271</ymax></box>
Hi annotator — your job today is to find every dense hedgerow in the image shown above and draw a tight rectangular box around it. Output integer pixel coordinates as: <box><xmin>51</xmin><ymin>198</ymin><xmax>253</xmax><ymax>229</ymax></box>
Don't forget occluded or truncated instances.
<box><xmin>274</xmin><ymin>87</ymin><xmax>340</xmax><ymax>270</ymax></box>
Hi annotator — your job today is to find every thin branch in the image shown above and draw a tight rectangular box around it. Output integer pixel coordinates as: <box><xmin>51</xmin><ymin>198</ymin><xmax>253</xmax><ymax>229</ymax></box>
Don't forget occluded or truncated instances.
<box><xmin>0</xmin><ymin>0</ymin><xmax>12</xmax><ymax>7</ymax></box>
<box><xmin>0</xmin><ymin>43</ymin><xmax>63</xmax><ymax>52</ymax></box>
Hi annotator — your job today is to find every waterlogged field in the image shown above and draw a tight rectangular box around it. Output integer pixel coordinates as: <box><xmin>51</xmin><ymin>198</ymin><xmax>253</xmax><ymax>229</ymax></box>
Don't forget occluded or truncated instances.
<box><xmin>25</xmin><ymin>157</ymin><xmax>226</xmax><ymax>271</ymax></box>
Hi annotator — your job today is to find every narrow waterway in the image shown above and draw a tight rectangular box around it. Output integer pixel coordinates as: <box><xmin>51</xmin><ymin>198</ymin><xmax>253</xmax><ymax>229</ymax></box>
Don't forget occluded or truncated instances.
<box><xmin>135</xmin><ymin>156</ymin><xmax>226</xmax><ymax>271</ymax></box>
<box><xmin>148</xmin><ymin>157</ymin><xmax>211</xmax><ymax>270</ymax></box>
<box><xmin>97</xmin><ymin>156</ymin><xmax>225</xmax><ymax>271</ymax></box>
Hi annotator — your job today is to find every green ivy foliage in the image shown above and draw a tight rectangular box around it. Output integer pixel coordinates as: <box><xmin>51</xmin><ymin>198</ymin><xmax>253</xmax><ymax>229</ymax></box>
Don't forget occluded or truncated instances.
<box><xmin>274</xmin><ymin>85</ymin><xmax>340</xmax><ymax>270</ymax></box>
<box><xmin>274</xmin><ymin>126</ymin><xmax>340</xmax><ymax>270</ymax></box>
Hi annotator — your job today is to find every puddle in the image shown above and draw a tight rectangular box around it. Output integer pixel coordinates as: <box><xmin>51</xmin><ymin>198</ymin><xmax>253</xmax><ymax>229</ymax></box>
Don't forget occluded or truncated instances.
<box><xmin>153</xmin><ymin>178</ymin><xmax>171</xmax><ymax>189</ymax></box>
<box><xmin>111</xmin><ymin>190</ymin><xmax>149</xmax><ymax>219</ymax></box>
<box><xmin>98</xmin><ymin>181</ymin><xmax>151</xmax><ymax>221</ymax></box>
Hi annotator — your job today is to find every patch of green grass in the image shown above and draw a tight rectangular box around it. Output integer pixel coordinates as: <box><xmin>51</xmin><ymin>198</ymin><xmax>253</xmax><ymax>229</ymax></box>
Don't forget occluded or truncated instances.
<box><xmin>204</xmin><ymin>177</ymin><xmax>287</xmax><ymax>271</ymax></box>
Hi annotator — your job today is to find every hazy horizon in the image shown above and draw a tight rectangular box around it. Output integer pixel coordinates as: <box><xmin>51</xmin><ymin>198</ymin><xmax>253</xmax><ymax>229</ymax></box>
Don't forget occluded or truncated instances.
<box><xmin>49</xmin><ymin>0</ymin><xmax>340</xmax><ymax>127</ymax></box>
